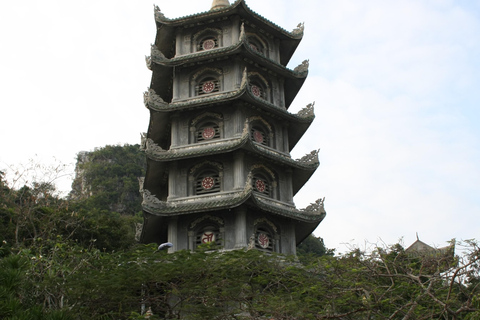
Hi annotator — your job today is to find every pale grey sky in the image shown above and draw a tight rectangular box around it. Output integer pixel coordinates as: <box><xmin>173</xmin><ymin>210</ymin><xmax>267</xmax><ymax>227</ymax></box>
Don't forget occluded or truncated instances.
<box><xmin>1</xmin><ymin>0</ymin><xmax>479</xmax><ymax>252</ymax></box>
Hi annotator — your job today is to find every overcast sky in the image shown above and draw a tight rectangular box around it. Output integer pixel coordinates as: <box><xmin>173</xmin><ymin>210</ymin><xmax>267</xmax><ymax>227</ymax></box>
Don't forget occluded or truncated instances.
<box><xmin>1</xmin><ymin>0</ymin><xmax>479</xmax><ymax>252</ymax></box>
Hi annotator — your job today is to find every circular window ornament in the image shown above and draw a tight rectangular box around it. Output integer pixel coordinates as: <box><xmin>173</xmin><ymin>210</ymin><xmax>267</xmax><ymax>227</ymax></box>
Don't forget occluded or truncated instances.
<box><xmin>253</xmin><ymin>130</ymin><xmax>264</xmax><ymax>144</ymax></box>
<box><xmin>257</xmin><ymin>232</ymin><xmax>270</xmax><ymax>249</ymax></box>
<box><xmin>201</xmin><ymin>177</ymin><xmax>215</xmax><ymax>190</ymax></box>
<box><xmin>202</xmin><ymin>39</ymin><xmax>216</xmax><ymax>50</ymax></box>
<box><xmin>255</xmin><ymin>179</ymin><xmax>266</xmax><ymax>193</ymax></box>
<box><xmin>201</xmin><ymin>231</ymin><xmax>215</xmax><ymax>244</ymax></box>
<box><xmin>202</xmin><ymin>127</ymin><xmax>216</xmax><ymax>140</ymax></box>
<box><xmin>202</xmin><ymin>81</ymin><xmax>215</xmax><ymax>93</ymax></box>
<box><xmin>251</xmin><ymin>85</ymin><xmax>261</xmax><ymax>98</ymax></box>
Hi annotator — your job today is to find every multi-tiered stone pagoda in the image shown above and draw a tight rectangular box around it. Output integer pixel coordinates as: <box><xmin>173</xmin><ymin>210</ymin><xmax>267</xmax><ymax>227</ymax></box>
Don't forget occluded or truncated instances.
<box><xmin>139</xmin><ymin>0</ymin><xmax>326</xmax><ymax>255</ymax></box>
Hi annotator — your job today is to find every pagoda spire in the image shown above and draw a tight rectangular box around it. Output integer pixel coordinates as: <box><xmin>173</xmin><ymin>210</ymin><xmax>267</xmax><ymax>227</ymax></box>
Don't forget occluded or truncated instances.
<box><xmin>211</xmin><ymin>0</ymin><xmax>230</xmax><ymax>10</ymax></box>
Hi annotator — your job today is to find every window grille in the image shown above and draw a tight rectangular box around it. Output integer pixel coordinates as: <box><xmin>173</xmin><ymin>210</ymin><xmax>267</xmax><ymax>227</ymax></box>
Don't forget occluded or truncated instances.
<box><xmin>197</xmin><ymin>78</ymin><xmax>220</xmax><ymax>96</ymax></box>
<box><xmin>249</xmin><ymin>83</ymin><xmax>266</xmax><ymax>100</ymax></box>
<box><xmin>255</xmin><ymin>227</ymin><xmax>274</xmax><ymax>252</ymax></box>
<box><xmin>197</xmin><ymin>37</ymin><xmax>219</xmax><ymax>51</ymax></box>
<box><xmin>195</xmin><ymin>225</ymin><xmax>222</xmax><ymax>247</ymax></box>
<box><xmin>253</xmin><ymin>176</ymin><xmax>270</xmax><ymax>197</ymax></box>
<box><xmin>195</xmin><ymin>170</ymin><xmax>221</xmax><ymax>195</ymax></box>
<box><xmin>250</xmin><ymin>126</ymin><xmax>269</xmax><ymax>146</ymax></box>
<box><xmin>197</xmin><ymin>122</ymin><xmax>220</xmax><ymax>142</ymax></box>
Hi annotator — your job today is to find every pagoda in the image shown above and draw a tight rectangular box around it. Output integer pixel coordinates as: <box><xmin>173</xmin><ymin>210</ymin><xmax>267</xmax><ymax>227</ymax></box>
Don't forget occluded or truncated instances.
<box><xmin>139</xmin><ymin>0</ymin><xmax>326</xmax><ymax>255</ymax></box>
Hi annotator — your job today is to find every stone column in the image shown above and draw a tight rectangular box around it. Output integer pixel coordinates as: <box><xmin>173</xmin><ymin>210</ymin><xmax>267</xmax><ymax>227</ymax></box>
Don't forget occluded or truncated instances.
<box><xmin>188</xmin><ymin>231</ymin><xmax>194</xmax><ymax>251</ymax></box>
<box><xmin>282</xmin><ymin>122</ymin><xmax>289</xmax><ymax>153</ymax></box>
<box><xmin>234</xmin><ymin>207</ymin><xmax>248</xmax><ymax>249</ymax></box>
<box><xmin>171</xmin><ymin>114</ymin><xmax>179</xmax><ymax>147</ymax></box>
<box><xmin>233</xmin><ymin>151</ymin><xmax>245</xmax><ymax>190</ymax></box>
<box><xmin>168</xmin><ymin>217</ymin><xmax>178</xmax><ymax>253</ymax></box>
<box><xmin>168</xmin><ymin>162</ymin><xmax>178</xmax><ymax>200</ymax></box>
<box><xmin>282</xmin><ymin>222</ymin><xmax>296</xmax><ymax>255</ymax></box>
<box><xmin>285</xmin><ymin>168</ymin><xmax>294</xmax><ymax>205</ymax></box>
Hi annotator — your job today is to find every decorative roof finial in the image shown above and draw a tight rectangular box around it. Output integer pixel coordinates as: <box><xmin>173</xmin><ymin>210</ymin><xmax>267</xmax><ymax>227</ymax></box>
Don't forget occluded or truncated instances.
<box><xmin>211</xmin><ymin>0</ymin><xmax>230</xmax><ymax>11</ymax></box>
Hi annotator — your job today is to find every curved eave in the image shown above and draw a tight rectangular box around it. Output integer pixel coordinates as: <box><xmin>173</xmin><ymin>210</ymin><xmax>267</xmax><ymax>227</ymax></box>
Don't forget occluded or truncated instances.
<box><xmin>150</xmin><ymin>41</ymin><xmax>308</xmax><ymax>82</ymax></box>
<box><xmin>142</xmin><ymin>187</ymin><xmax>252</xmax><ymax>216</ymax></box>
<box><xmin>141</xmin><ymin>185</ymin><xmax>325</xmax><ymax>224</ymax></box>
<box><xmin>145</xmin><ymin>134</ymin><xmax>318</xmax><ymax>171</ymax></box>
<box><xmin>145</xmin><ymin>81</ymin><xmax>313</xmax><ymax>122</ymax></box>
<box><xmin>251</xmin><ymin>195</ymin><xmax>326</xmax><ymax>223</ymax></box>
<box><xmin>248</xmin><ymin>196</ymin><xmax>326</xmax><ymax>245</ymax></box>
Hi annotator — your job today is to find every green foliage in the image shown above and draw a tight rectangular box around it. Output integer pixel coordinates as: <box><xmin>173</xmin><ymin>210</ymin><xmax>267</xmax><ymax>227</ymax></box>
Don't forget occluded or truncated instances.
<box><xmin>297</xmin><ymin>234</ymin><xmax>334</xmax><ymax>263</ymax></box>
<box><xmin>70</xmin><ymin>144</ymin><xmax>146</xmax><ymax>215</ymax></box>
<box><xmin>2</xmin><ymin>152</ymin><xmax>480</xmax><ymax>319</ymax></box>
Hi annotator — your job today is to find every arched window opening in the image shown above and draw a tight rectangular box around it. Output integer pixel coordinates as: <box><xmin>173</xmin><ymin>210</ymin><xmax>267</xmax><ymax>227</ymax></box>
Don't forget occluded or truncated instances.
<box><xmin>195</xmin><ymin>225</ymin><xmax>222</xmax><ymax>247</ymax></box>
<box><xmin>253</xmin><ymin>173</ymin><xmax>271</xmax><ymax>197</ymax></box>
<box><xmin>255</xmin><ymin>227</ymin><xmax>274</xmax><ymax>252</ymax></box>
<box><xmin>247</xmin><ymin>35</ymin><xmax>267</xmax><ymax>56</ymax></box>
<box><xmin>198</xmin><ymin>36</ymin><xmax>219</xmax><ymax>51</ymax></box>
<box><xmin>250</xmin><ymin>124</ymin><xmax>269</xmax><ymax>146</ymax></box>
<box><xmin>196</xmin><ymin>121</ymin><xmax>221</xmax><ymax>142</ymax></box>
<box><xmin>195</xmin><ymin>169</ymin><xmax>221</xmax><ymax>195</ymax></box>
<box><xmin>197</xmin><ymin>77</ymin><xmax>220</xmax><ymax>96</ymax></box>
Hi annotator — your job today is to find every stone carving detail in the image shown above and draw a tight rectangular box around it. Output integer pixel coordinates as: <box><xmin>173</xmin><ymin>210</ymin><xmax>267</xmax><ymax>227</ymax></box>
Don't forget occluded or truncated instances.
<box><xmin>191</xmin><ymin>112</ymin><xmax>223</xmax><ymax>126</ymax></box>
<box><xmin>248</xmin><ymin>115</ymin><xmax>273</xmax><ymax>132</ymax></box>
<box><xmin>144</xmin><ymin>88</ymin><xmax>167</xmax><ymax>108</ymax></box>
<box><xmin>189</xmin><ymin>160</ymin><xmax>223</xmax><ymax>174</ymax></box>
<box><xmin>240</xmin><ymin>67</ymin><xmax>248</xmax><ymax>89</ymax></box>
<box><xmin>193</xmin><ymin>27</ymin><xmax>222</xmax><ymax>41</ymax></box>
<box><xmin>146</xmin><ymin>138</ymin><xmax>165</xmax><ymax>153</ymax></box>
<box><xmin>154</xmin><ymin>5</ymin><xmax>165</xmax><ymax>20</ymax></box>
<box><xmin>138</xmin><ymin>177</ymin><xmax>145</xmax><ymax>193</ymax></box>
<box><xmin>250</xmin><ymin>164</ymin><xmax>275</xmax><ymax>179</ymax></box>
<box><xmin>192</xmin><ymin>67</ymin><xmax>223</xmax><ymax>81</ymax></box>
<box><xmin>297</xmin><ymin>149</ymin><xmax>319</xmax><ymax>164</ymax></box>
<box><xmin>140</xmin><ymin>133</ymin><xmax>147</xmax><ymax>150</ymax></box>
<box><xmin>292</xmin><ymin>22</ymin><xmax>305</xmax><ymax>36</ymax></box>
<box><xmin>190</xmin><ymin>214</ymin><xmax>224</xmax><ymax>229</ymax></box>
<box><xmin>254</xmin><ymin>218</ymin><xmax>277</xmax><ymax>232</ymax></box>
<box><xmin>145</xmin><ymin>56</ymin><xmax>152</xmax><ymax>70</ymax></box>
<box><xmin>142</xmin><ymin>189</ymin><xmax>165</xmax><ymax>208</ymax></box>
<box><xmin>302</xmin><ymin>197</ymin><xmax>326</xmax><ymax>214</ymax></box>
<box><xmin>151</xmin><ymin>44</ymin><xmax>166</xmax><ymax>60</ymax></box>
<box><xmin>239</xmin><ymin>22</ymin><xmax>246</xmax><ymax>42</ymax></box>
<box><xmin>297</xmin><ymin>102</ymin><xmax>315</xmax><ymax>118</ymax></box>
<box><xmin>294</xmin><ymin>59</ymin><xmax>309</xmax><ymax>75</ymax></box>
<box><xmin>135</xmin><ymin>223</ymin><xmax>143</xmax><ymax>242</ymax></box>
<box><xmin>247</xmin><ymin>233</ymin><xmax>256</xmax><ymax>250</ymax></box>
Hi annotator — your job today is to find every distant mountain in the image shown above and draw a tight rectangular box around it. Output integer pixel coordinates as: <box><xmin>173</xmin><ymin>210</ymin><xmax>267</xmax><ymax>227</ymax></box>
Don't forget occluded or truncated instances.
<box><xmin>70</xmin><ymin>144</ymin><xmax>146</xmax><ymax>215</ymax></box>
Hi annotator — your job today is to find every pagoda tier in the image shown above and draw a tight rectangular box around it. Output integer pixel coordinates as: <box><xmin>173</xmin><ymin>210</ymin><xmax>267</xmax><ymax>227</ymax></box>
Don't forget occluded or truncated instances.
<box><xmin>143</xmin><ymin>82</ymin><xmax>315</xmax><ymax>151</ymax></box>
<box><xmin>153</xmin><ymin>0</ymin><xmax>304</xmax><ymax>66</ymax></box>
<box><xmin>142</xmin><ymin>129</ymin><xmax>319</xmax><ymax>196</ymax></box>
<box><xmin>147</xmin><ymin>37</ymin><xmax>308</xmax><ymax>109</ymax></box>
<box><xmin>140</xmin><ymin>1</ymin><xmax>326</xmax><ymax>255</ymax></box>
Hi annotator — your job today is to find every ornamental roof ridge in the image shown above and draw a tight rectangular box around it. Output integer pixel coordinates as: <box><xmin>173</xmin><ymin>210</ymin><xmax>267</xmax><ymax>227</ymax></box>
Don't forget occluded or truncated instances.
<box><xmin>153</xmin><ymin>0</ymin><xmax>303</xmax><ymax>40</ymax></box>
<box><xmin>248</xmin><ymin>141</ymin><xmax>319</xmax><ymax>170</ymax></box>
<box><xmin>251</xmin><ymin>195</ymin><xmax>326</xmax><ymax>222</ymax></box>
<box><xmin>296</xmin><ymin>102</ymin><xmax>315</xmax><ymax>119</ymax></box>
<box><xmin>296</xmin><ymin>149</ymin><xmax>320</xmax><ymax>165</ymax></box>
